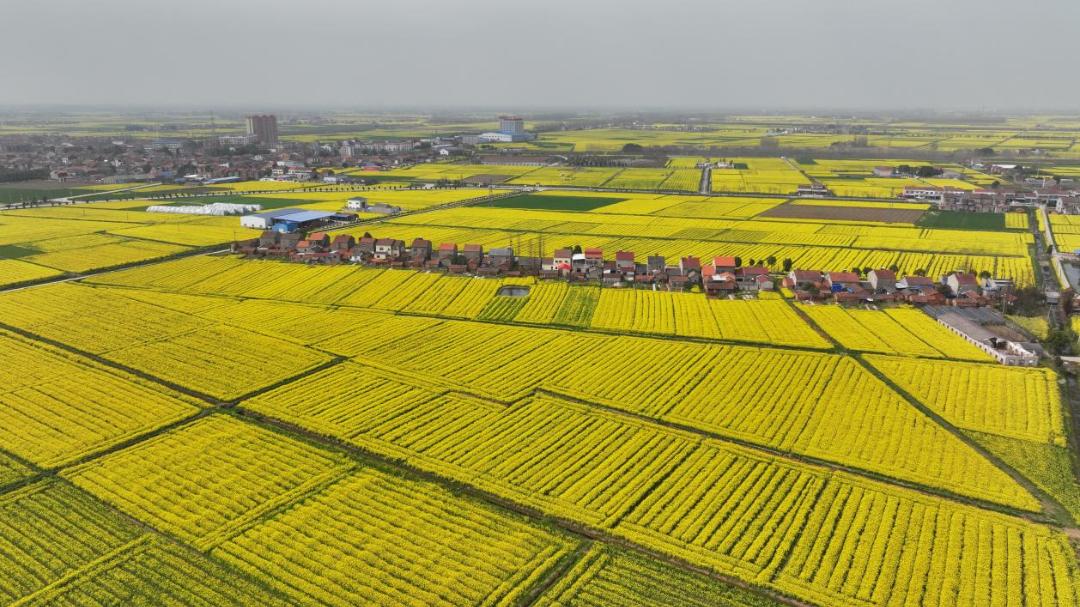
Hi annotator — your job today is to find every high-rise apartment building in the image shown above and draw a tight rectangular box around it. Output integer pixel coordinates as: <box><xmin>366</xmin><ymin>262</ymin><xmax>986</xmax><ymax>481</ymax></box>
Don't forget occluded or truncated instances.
<box><xmin>245</xmin><ymin>114</ymin><xmax>279</xmax><ymax>146</ymax></box>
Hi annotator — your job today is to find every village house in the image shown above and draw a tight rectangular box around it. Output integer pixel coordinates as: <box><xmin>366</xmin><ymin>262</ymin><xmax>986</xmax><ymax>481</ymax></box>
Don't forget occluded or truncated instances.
<box><xmin>703</xmin><ymin>270</ymin><xmax>737</xmax><ymax>297</ymax></box>
<box><xmin>411</xmin><ymin>238</ymin><xmax>432</xmax><ymax>263</ymax></box>
<box><xmin>614</xmin><ymin>251</ymin><xmax>635</xmax><ymax>273</ymax></box>
<box><xmin>437</xmin><ymin>242</ymin><xmax>458</xmax><ymax>261</ymax></box>
<box><xmin>679</xmin><ymin>256</ymin><xmax>702</xmax><ymax>279</ymax></box>
<box><xmin>462</xmin><ymin>244</ymin><xmax>483</xmax><ymax>264</ymax></box>
<box><xmin>374</xmin><ymin>238</ymin><xmax>404</xmax><ymax>261</ymax></box>
<box><xmin>488</xmin><ymin>247</ymin><xmax>514</xmax><ymax>268</ymax></box>
<box><xmin>786</xmin><ymin>270</ymin><xmax>823</xmax><ymax>289</ymax></box>
<box><xmin>331</xmin><ymin>234</ymin><xmax>355</xmax><ymax>253</ymax></box>
<box><xmin>736</xmin><ymin>266</ymin><xmax>770</xmax><ymax>290</ymax></box>
<box><xmin>307</xmin><ymin>232</ymin><xmax>330</xmax><ymax>249</ymax></box>
<box><xmin>552</xmin><ymin>248</ymin><xmax>572</xmax><ymax>275</ymax></box>
<box><xmin>583</xmin><ymin>248</ymin><xmax>604</xmax><ymax>270</ymax></box>
<box><xmin>867</xmin><ymin>269</ymin><xmax>897</xmax><ymax>293</ymax></box>
<box><xmin>647</xmin><ymin>255</ymin><xmax>666</xmax><ymax>274</ymax></box>
<box><xmin>897</xmin><ymin>275</ymin><xmax>944</xmax><ymax>304</ymax></box>
<box><xmin>826</xmin><ymin>271</ymin><xmax>862</xmax><ymax>292</ymax></box>
<box><xmin>946</xmin><ymin>272</ymin><xmax>980</xmax><ymax>297</ymax></box>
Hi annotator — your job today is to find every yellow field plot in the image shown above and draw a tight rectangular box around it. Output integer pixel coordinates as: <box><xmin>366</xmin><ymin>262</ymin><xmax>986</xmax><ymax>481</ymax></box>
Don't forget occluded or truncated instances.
<box><xmin>514</xmin><ymin>281</ymin><xmax>569</xmax><ymax>324</ymax></box>
<box><xmin>656</xmin><ymin>197</ymin><xmax>788</xmax><ymax>219</ymax></box>
<box><xmin>707</xmin><ymin>299</ymin><xmax>828</xmax><ymax>348</ymax></box>
<box><xmin>920</xmin><ymin>177</ymin><xmax>979</xmax><ymax>190</ymax></box>
<box><xmin>214</xmin><ymin>468</ymin><xmax>576</xmax><ymax>607</ymax></box>
<box><xmin>1008</xmin><ymin>313</ymin><xmax>1049</xmax><ymax>339</ymax></box>
<box><xmin>196</xmin><ymin>298</ymin><xmax>388</xmax><ymax>345</ymax></box>
<box><xmin>64</xmin><ymin>415</ymin><xmax>351</xmax><ymax>548</ymax></box>
<box><xmin>107</xmin><ymin>222</ymin><xmax>260</xmax><ymax>246</ymax></box>
<box><xmin>241</xmin><ymin>362</ymin><xmax>1062</xmax><ymax>607</ymax></box>
<box><xmin>0</xmin><ymin>282</ymin><xmax>215</xmax><ymax>353</ymax></box>
<box><xmin>25</xmin><ymin>239</ymin><xmax>189</xmax><ymax>273</ymax></box>
<box><xmin>0</xmin><ymin>330</ymin><xmax>200</xmax><ymax>468</ymax></box>
<box><xmin>400</xmin><ymin>273</ymin><xmax>475</xmax><ymax>315</ymax></box>
<box><xmin>320</xmin><ymin>314</ymin><xmax>443</xmax><ymax>357</ymax></box>
<box><xmin>801</xmin><ymin>305</ymin><xmax>987</xmax><ymax>359</ymax></box>
<box><xmin>534</xmin><ymin>544</ymin><xmax>768</xmax><ymax>607</ymax></box>
<box><xmin>0</xmin><ymin>258</ymin><xmax>63</xmax><ymax>286</ymax></box>
<box><xmin>112</xmin><ymin>288</ymin><xmax>237</xmax><ymax>314</ymax></box>
<box><xmin>354</xmin><ymin>321</ymin><xmax>583</xmax><ymax>401</ymax></box>
<box><xmin>0</xmin><ymin>480</ymin><xmax>145</xmax><ymax>604</ymax></box>
<box><xmin>1</xmin><ymin>206</ymin><xmax>201</xmax><ymax>224</ymax></box>
<box><xmin>819</xmin><ymin>177</ymin><xmax>923</xmax><ymax>199</ymax></box>
<box><xmin>883</xmin><ymin>308</ymin><xmax>995</xmax><ymax>361</ymax></box>
<box><xmin>591</xmin><ymin>289</ymin><xmax>675</xmax><ymax>335</ymax></box>
<box><xmin>772</xmin><ymin>471</ymin><xmax>1078</xmax><ymax>607</ymax></box>
<box><xmin>436</xmin><ymin>276</ymin><xmax>519</xmax><ymax>319</ymax></box>
<box><xmin>867</xmin><ymin>355</ymin><xmax>1066</xmax><ymax>446</ymax></box>
<box><xmin>334</xmin><ymin>268</ymin><xmax>421</xmax><ymax>308</ymax></box>
<box><xmin>590</xmin><ymin>290</ymin><xmax>827</xmax><ymax>348</ymax></box>
<box><xmin>379</xmin><ymin>163</ymin><xmax>540</xmax><ymax>181</ymax></box>
<box><xmin>1004</xmin><ymin>212</ymin><xmax>1030</xmax><ymax>230</ymax></box>
<box><xmin>1055</xmin><ymin>233</ymin><xmax>1080</xmax><ymax>251</ymax></box>
<box><xmin>661</xmin><ymin>169</ymin><xmax>705</xmax><ymax>192</ymax></box>
<box><xmin>667</xmin><ymin>156</ymin><xmax>707</xmax><ymax>168</ymax></box>
<box><xmin>509</xmin><ymin>167</ymin><xmax>623</xmax><ymax>188</ymax></box>
<box><xmin>575</xmin><ymin>194</ymin><xmax>681</xmax><ymax>215</ymax></box>
<box><xmin>790</xmin><ymin>198</ymin><xmax>931</xmax><ymax>210</ymax></box>
<box><xmin>108</xmin><ymin>324</ymin><xmax>332</xmax><ymax>401</ymax></box>
<box><xmin>333</xmin><ymin>311</ymin><xmax>1035</xmax><ymax>508</ymax></box>
<box><xmin>325</xmin><ymin>391</ymin><xmax>697</xmax><ymax>526</ymax></box>
<box><xmin>0</xmin><ymin>215</ymin><xmax>134</xmax><ymax>246</ymax></box>
<box><xmin>547</xmin><ymin>338</ymin><xmax>1034</xmax><ymax>509</ymax></box>
<box><xmin>601</xmin><ymin>168</ymin><xmax>670</xmax><ymax>190</ymax></box>
<box><xmin>368</xmin><ymin>270</ymin><xmax>443</xmax><ymax>311</ymax></box>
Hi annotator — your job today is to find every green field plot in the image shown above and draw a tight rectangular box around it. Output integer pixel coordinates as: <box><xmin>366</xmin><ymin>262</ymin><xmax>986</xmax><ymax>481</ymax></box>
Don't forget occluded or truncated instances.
<box><xmin>917</xmin><ymin>210</ymin><xmax>1006</xmax><ymax>230</ymax></box>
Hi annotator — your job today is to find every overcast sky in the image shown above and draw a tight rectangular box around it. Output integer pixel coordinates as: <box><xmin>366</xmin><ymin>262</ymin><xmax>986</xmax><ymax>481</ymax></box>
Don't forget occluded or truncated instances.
<box><xmin>2</xmin><ymin>0</ymin><xmax>1078</xmax><ymax>112</ymax></box>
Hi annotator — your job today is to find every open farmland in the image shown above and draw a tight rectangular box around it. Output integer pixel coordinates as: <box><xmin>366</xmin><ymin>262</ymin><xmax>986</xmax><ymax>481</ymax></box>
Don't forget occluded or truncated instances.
<box><xmin>0</xmin><ymin>156</ymin><xmax>1077</xmax><ymax>605</ymax></box>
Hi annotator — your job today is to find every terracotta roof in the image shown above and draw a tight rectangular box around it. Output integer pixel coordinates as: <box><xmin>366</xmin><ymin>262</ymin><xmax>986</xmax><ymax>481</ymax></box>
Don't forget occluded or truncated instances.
<box><xmin>828</xmin><ymin>272</ymin><xmax>861</xmax><ymax>283</ymax></box>
<box><xmin>712</xmin><ymin>256</ymin><xmax>737</xmax><ymax>267</ymax></box>
<box><xmin>870</xmin><ymin>269</ymin><xmax>896</xmax><ymax>280</ymax></box>
<box><xmin>791</xmin><ymin>270</ymin><xmax>822</xmax><ymax>282</ymax></box>
<box><xmin>615</xmin><ymin>251</ymin><xmax>635</xmax><ymax>261</ymax></box>
<box><xmin>902</xmin><ymin>276</ymin><xmax>935</xmax><ymax>286</ymax></box>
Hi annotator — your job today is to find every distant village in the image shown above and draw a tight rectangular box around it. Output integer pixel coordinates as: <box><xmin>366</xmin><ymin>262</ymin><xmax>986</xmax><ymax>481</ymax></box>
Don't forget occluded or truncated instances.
<box><xmin>236</xmin><ymin>228</ymin><xmax>1021</xmax><ymax>306</ymax></box>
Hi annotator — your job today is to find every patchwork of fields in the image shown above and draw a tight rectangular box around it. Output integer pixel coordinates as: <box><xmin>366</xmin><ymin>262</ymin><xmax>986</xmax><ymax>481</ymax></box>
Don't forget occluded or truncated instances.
<box><xmin>0</xmin><ymin>167</ymin><xmax>1078</xmax><ymax>606</ymax></box>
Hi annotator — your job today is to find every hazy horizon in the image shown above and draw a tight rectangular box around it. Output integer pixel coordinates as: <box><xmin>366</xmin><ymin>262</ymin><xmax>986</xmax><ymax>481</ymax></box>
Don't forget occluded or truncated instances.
<box><xmin>2</xmin><ymin>0</ymin><xmax>1079</xmax><ymax>112</ymax></box>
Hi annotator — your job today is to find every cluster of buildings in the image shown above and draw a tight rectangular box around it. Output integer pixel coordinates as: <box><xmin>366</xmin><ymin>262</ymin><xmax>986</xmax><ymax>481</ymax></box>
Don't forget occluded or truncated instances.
<box><xmin>217</xmin><ymin>115</ymin><xmax>280</xmax><ymax>148</ymax></box>
<box><xmin>233</xmin><ymin>229</ymin><xmax>1015</xmax><ymax>310</ymax></box>
<box><xmin>461</xmin><ymin>116</ymin><xmax>536</xmax><ymax>145</ymax></box>
<box><xmin>900</xmin><ymin>184</ymin><xmax>1080</xmax><ymax>212</ymax></box>
<box><xmin>922</xmin><ymin>306</ymin><xmax>1042</xmax><ymax>366</ymax></box>
<box><xmin>238</xmin><ymin>207</ymin><xmax>356</xmax><ymax>232</ymax></box>
<box><xmin>783</xmin><ymin>269</ymin><xmax>1015</xmax><ymax>306</ymax></box>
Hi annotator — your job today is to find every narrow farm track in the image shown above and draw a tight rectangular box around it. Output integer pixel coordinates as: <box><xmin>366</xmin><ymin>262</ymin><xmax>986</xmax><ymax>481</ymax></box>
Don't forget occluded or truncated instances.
<box><xmin>535</xmin><ymin>387</ymin><xmax>1055</xmax><ymax>523</ymax></box>
<box><xmin>793</xmin><ymin>301</ymin><xmax>1079</xmax><ymax>530</ymax></box>
<box><xmin>0</xmin><ymin>187</ymin><xmax>518</xmax><ymax>295</ymax></box>
<box><xmin>232</xmin><ymin>407</ymin><xmax>815</xmax><ymax>607</ymax></box>
<box><xmin>517</xmin><ymin>541</ymin><xmax>594</xmax><ymax>607</ymax></box>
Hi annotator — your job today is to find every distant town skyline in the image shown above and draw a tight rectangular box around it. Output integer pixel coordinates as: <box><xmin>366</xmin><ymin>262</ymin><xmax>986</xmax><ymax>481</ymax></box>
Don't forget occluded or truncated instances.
<box><xmin>1</xmin><ymin>0</ymin><xmax>1079</xmax><ymax>111</ymax></box>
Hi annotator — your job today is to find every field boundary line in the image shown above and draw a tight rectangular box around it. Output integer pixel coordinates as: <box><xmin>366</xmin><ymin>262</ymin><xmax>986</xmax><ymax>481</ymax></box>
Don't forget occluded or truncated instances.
<box><xmin>229</xmin><ymin>405</ymin><xmax>814</xmax><ymax>607</ymax></box>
